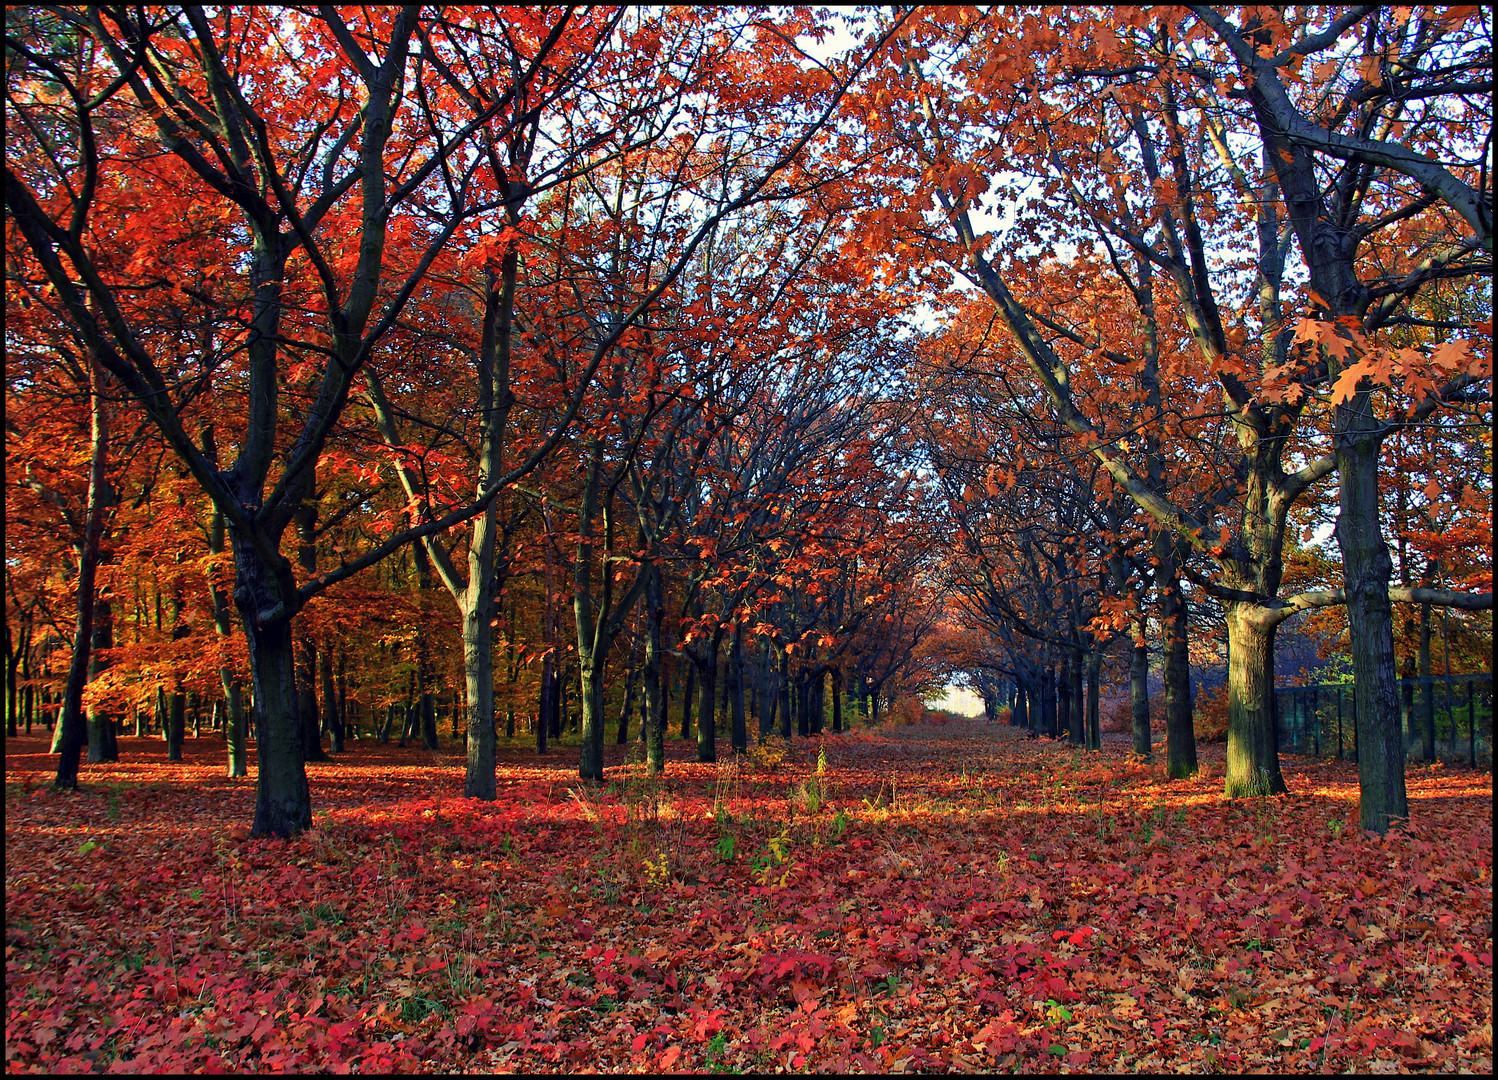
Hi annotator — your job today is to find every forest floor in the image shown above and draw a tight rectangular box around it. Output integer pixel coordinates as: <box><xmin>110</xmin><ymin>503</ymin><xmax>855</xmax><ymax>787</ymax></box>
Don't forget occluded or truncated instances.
<box><xmin>5</xmin><ymin>717</ymin><xmax>1493</xmax><ymax>1073</ymax></box>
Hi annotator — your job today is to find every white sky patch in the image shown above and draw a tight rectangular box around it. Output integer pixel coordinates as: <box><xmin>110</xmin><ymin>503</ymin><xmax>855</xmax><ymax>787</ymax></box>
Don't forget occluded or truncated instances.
<box><xmin>930</xmin><ymin>683</ymin><xmax>985</xmax><ymax>717</ymax></box>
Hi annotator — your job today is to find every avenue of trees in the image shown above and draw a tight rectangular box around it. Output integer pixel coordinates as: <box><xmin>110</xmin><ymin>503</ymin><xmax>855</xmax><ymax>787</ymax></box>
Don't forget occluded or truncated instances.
<box><xmin>6</xmin><ymin>6</ymin><xmax>1491</xmax><ymax>837</ymax></box>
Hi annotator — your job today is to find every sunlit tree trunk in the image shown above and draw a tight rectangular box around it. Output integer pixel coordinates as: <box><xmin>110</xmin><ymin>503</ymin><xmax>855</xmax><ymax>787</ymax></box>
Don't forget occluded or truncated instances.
<box><xmin>1223</xmin><ymin>604</ymin><xmax>1287</xmax><ymax>797</ymax></box>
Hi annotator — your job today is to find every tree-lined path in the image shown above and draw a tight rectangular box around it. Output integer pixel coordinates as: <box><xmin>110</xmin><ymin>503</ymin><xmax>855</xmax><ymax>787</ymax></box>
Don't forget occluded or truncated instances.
<box><xmin>6</xmin><ymin>5</ymin><xmax>1491</xmax><ymax>1073</ymax></box>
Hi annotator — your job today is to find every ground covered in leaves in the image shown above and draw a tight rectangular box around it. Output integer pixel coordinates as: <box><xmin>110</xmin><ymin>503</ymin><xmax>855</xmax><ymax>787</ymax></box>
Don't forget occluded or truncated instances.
<box><xmin>5</xmin><ymin>718</ymin><xmax>1493</xmax><ymax>1073</ymax></box>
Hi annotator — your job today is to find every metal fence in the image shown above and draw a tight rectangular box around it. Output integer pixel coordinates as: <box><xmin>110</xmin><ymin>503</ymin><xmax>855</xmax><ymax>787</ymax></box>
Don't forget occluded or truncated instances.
<box><xmin>1274</xmin><ymin>674</ymin><xmax>1493</xmax><ymax>769</ymax></box>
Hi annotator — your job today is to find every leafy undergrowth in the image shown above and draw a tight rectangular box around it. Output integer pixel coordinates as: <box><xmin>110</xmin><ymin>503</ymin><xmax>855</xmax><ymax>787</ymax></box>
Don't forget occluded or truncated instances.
<box><xmin>5</xmin><ymin>721</ymin><xmax>1492</xmax><ymax>1073</ymax></box>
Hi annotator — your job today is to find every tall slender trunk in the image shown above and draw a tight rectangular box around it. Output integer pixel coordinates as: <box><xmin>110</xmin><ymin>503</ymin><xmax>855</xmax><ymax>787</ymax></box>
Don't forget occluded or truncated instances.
<box><xmin>1157</xmin><ymin>542</ymin><xmax>1198</xmax><ymax>778</ymax></box>
<box><xmin>321</xmin><ymin>645</ymin><xmax>343</xmax><ymax>754</ymax></box>
<box><xmin>779</xmin><ymin>650</ymin><xmax>792</xmax><ymax>738</ymax></box>
<box><xmin>1130</xmin><ymin>625</ymin><xmax>1151</xmax><ymax>759</ymax></box>
<box><xmin>830</xmin><ymin>668</ymin><xmax>843</xmax><ymax>734</ymax></box>
<box><xmin>729</xmin><ymin>624</ymin><xmax>747</xmax><ymax>754</ymax></box>
<box><xmin>200</xmin><ymin>443</ymin><xmax>247</xmax><ymax>777</ymax></box>
<box><xmin>85</xmin><ymin>600</ymin><xmax>117</xmax><ymax>763</ymax></box>
<box><xmin>1064</xmin><ymin>650</ymin><xmax>1083</xmax><ymax>745</ymax></box>
<box><xmin>1042</xmin><ymin>662</ymin><xmax>1057</xmax><ymax>738</ymax></box>
<box><xmin>696</xmin><ymin>641</ymin><xmax>720</xmax><ymax>763</ymax></box>
<box><xmin>576</xmin><ymin>438</ymin><xmax>609</xmax><ymax>784</ymax></box>
<box><xmin>55</xmin><ymin>357</ymin><xmax>109</xmax><ymax>789</ymax></box>
<box><xmin>617</xmin><ymin>623</ymin><xmax>640</xmax><ymax>745</ymax></box>
<box><xmin>644</xmin><ymin>563</ymin><xmax>666</xmax><ymax>774</ymax></box>
<box><xmin>421</xmin><ymin>682</ymin><xmax>438</xmax><ymax>751</ymax></box>
<box><xmin>1085</xmin><ymin>648</ymin><xmax>1101</xmax><ymax>751</ymax></box>
<box><xmin>681</xmin><ymin>664</ymin><xmax>696</xmax><ymax>741</ymax></box>
<box><xmin>757</xmin><ymin>639</ymin><xmax>774</xmax><ymax>739</ymax></box>
<box><xmin>1334</xmin><ymin>394</ymin><xmax>1406</xmax><ymax>832</ymax></box>
<box><xmin>1418</xmin><ymin>597</ymin><xmax>1434</xmax><ymax>760</ymax></box>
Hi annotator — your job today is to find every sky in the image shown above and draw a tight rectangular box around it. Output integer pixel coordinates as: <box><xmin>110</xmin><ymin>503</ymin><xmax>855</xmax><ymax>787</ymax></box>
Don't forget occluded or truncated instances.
<box><xmin>930</xmin><ymin>683</ymin><xmax>984</xmax><ymax>717</ymax></box>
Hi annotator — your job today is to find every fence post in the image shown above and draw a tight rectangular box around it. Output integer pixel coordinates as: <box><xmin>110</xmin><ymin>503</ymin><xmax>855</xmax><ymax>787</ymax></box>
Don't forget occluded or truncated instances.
<box><xmin>1445</xmin><ymin>674</ymin><xmax>1456</xmax><ymax>762</ymax></box>
<box><xmin>1312</xmin><ymin>685</ymin><xmax>1319</xmax><ymax>757</ymax></box>
<box><xmin>1469</xmin><ymin>678</ymin><xmax>1476</xmax><ymax>769</ymax></box>
<box><xmin>1337</xmin><ymin>687</ymin><xmax>1343</xmax><ymax>761</ymax></box>
<box><xmin>1424</xmin><ymin>678</ymin><xmax>1436</xmax><ymax>762</ymax></box>
<box><xmin>1351</xmin><ymin>683</ymin><xmax>1359</xmax><ymax>764</ymax></box>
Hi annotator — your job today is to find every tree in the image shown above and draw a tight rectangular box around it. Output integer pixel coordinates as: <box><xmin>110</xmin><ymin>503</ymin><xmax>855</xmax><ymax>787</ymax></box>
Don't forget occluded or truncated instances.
<box><xmin>6</xmin><ymin>7</ymin><xmax>580</xmax><ymax>834</ymax></box>
<box><xmin>1186</xmin><ymin>4</ymin><xmax>1492</xmax><ymax>832</ymax></box>
<box><xmin>856</xmin><ymin>6</ymin><xmax>1490</xmax><ymax>807</ymax></box>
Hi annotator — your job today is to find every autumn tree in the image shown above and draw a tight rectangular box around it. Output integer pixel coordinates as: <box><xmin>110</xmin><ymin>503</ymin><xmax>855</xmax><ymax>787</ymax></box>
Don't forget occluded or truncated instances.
<box><xmin>854</xmin><ymin>7</ymin><xmax>1491</xmax><ymax>816</ymax></box>
<box><xmin>1185</xmin><ymin>5</ymin><xmax>1492</xmax><ymax>831</ymax></box>
<box><xmin>4</xmin><ymin>6</ymin><xmax>608</xmax><ymax>835</ymax></box>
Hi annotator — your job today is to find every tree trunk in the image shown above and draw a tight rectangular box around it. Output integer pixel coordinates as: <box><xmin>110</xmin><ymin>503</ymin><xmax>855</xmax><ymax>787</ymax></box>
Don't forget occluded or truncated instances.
<box><xmin>421</xmin><ymin>685</ymin><xmax>438</xmax><ymax>751</ymax></box>
<box><xmin>85</xmin><ymin>599</ymin><xmax>118</xmax><ymax>763</ymax></box>
<box><xmin>1063</xmin><ymin>651</ymin><xmax>1082</xmax><ymax>745</ymax></box>
<box><xmin>337</xmin><ymin>654</ymin><xmax>348</xmax><ymax>739</ymax></box>
<box><xmin>1130</xmin><ymin>627</ymin><xmax>1151</xmax><ymax>759</ymax></box>
<box><xmin>4</xmin><ymin>627</ymin><xmax>21</xmax><ymax>738</ymax></box>
<box><xmin>617</xmin><ymin>626</ymin><xmax>640</xmax><ymax>746</ymax></box>
<box><xmin>1085</xmin><ymin>649</ymin><xmax>1101</xmax><ymax>751</ymax></box>
<box><xmin>462</xmin><ymin>595</ymin><xmax>496</xmax><ymax>796</ymax></box>
<box><xmin>1333</xmin><ymin>403</ymin><xmax>1406</xmax><ymax>832</ymax></box>
<box><xmin>757</xmin><ymin>639</ymin><xmax>774</xmax><ymax>739</ymax></box>
<box><xmin>681</xmin><ymin>664</ymin><xmax>695</xmax><ymax>741</ymax></box>
<box><xmin>167</xmin><ymin>693</ymin><xmax>185</xmax><ymax>761</ymax></box>
<box><xmin>1418</xmin><ymin>599</ymin><xmax>1434</xmax><ymax>761</ymax></box>
<box><xmin>54</xmin><ymin>545</ymin><xmax>101</xmax><ymax>786</ymax></box>
<box><xmin>55</xmin><ymin>357</ymin><xmax>110</xmax><ymax>789</ymax></box>
<box><xmin>578</xmin><ymin>649</ymin><xmax>607</xmax><ymax>783</ymax></box>
<box><xmin>831</xmin><ymin>668</ymin><xmax>843</xmax><ymax>734</ymax></box>
<box><xmin>537</xmin><ymin>653</ymin><xmax>553</xmax><ymax>755</ymax></box>
<box><xmin>201</xmin><ymin>467</ymin><xmax>247</xmax><ymax>778</ymax></box>
<box><xmin>1223</xmin><ymin>603</ymin><xmax>1287</xmax><ymax>797</ymax></box>
<box><xmin>779</xmin><ymin>650</ymin><xmax>793</xmax><ymax>739</ymax></box>
<box><xmin>240</xmin><ymin>607</ymin><xmax>312</xmax><ymax>838</ymax></box>
<box><xmin>696</xmin><ymin>643</ymin><xmax>719</xmax><ymax>763</ymax></box>
<box><xmin>224</xmin><ymin>682</ymin><xmax>246</xmax><ymax>777</ymax></box>
<box><xmin>1158</xmin><ymin>550</ymin><xmax>1199</xmax><ymax>778</ymax></box>
<box><xmin>1040</xmin><ymin>663</ymin><xmax>1056</xmax><ymax>738</ymax></box>
<box><xmin>644</xmin><ymin>564</ymin><xmax>666</xmax><ymax>775</ymax></box>
<box><xmin>730</xmin><ymin>624</ymin><xmax>747</xmax><ymax>754</ymax></box>
<box><xmin>321</xmin><ymin>644</ymin><xmax>342</xmax><ymax>754</ymax></box>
